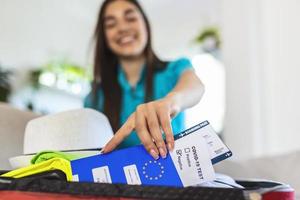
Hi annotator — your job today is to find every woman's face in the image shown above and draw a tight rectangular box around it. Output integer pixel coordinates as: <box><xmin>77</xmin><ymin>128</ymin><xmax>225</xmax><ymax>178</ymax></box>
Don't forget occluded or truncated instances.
<box><xmin>103</xmin><ymin>0</ymin><xmax>148</xmax><ymax>59</ymax></box>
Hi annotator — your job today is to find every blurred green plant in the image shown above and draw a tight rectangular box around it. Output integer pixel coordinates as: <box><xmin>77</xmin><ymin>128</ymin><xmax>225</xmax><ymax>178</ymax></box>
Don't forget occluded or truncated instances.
<box><xmin>29</xmin><ymin>69</ymin><xmax>43</xmax><ymax>89</ymax></box>
<box><xmin>195</xmin><ymin>27</ymin><xmax>221</xmax><ymax>49</ymax></box>
<box><xmin>43</xmin><ymin>60</ymin><xmax>91</xmax><ymax>83</ymax></box>
<box><xmin>29</xmin><ymin>59</ymin><xmax>91</xmax><ymax>95</ymax></box>
<box><xmin>0</xmin><ymin>65</ymin><xmax>12</xmax><ymax>102</ymax></box>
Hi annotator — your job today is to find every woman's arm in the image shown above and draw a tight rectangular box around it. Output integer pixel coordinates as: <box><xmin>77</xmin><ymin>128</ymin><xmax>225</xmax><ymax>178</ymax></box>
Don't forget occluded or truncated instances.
<box><xmin>102</xmin><ymin>69</ymin><xmax>205</xmax><ymax>159</ymax></box>
<box><xmin>166</xmin><ymin>69</ymin><xmax>205</xmax><ymax>116</ymax></box>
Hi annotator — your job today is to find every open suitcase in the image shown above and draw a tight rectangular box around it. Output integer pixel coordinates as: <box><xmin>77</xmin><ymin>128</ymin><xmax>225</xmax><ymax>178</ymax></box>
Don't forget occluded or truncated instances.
<box><xmin>0</xmin><ymin>170</ymin><xmax>294</xmax><ymax>200</ymax></box>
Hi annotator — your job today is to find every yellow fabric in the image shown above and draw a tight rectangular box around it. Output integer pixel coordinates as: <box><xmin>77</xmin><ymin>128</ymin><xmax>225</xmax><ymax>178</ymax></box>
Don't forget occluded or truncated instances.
<box><xmin>1</xmin><ymin>158</ymin><xmax>72</xmax><ymax>181</ymax></box>
<box><xmin>31</xmin><ymin>150</ymin><xmax>83</xmax><ymax>164</ymax></box>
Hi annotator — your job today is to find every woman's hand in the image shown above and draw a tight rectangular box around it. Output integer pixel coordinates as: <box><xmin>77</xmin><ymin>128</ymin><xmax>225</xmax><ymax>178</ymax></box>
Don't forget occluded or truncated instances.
<box><xmin>102</xmin><ymin>69</ymin><xmax>205</xmax><ymax>159</ymax></box>
<box><xmin>102</xmin><ymin>93</ymin><xmax>181</xmax><ymax>159</ymax></box>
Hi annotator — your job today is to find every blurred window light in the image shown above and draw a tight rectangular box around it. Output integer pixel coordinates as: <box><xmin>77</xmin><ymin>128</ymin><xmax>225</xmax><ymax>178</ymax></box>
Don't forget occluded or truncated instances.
<box><xmin>71</xmin><ymin>83</ymin><xmax>82</xmax><ymax>95</ymax></box>
<box><xmin>56</xmin><ymin>78</ymin><xmax>68</xmax><ymax>91</ymax></box>
<box><xmin>186</xmin><ymin>53</ymin><xmax>225</xmax><ymax>133</ymax></box>
<box><xmin>38</xmin><ymin>72</ymin><xmax>56</xmax><ymax>87</ymax></box>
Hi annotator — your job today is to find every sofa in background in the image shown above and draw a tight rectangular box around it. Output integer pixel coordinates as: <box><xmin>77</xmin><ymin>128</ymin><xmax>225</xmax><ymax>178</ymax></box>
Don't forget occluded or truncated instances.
<box><xmin>0</xmin><ymin>103</ymin><xmax>39</xmax><ymax>170</ymax></box>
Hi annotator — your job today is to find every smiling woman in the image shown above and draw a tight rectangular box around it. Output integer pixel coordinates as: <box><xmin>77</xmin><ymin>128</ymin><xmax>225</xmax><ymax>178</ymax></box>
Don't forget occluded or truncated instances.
<box><xmin>84</xmin><ymin>0</ymin><xmax>205</xmax><ymax>160</ymax></box>
<box><xmin>103</xmin><ymin>1</ymin><xmax>148</xmax><ymax>59</ymax></box>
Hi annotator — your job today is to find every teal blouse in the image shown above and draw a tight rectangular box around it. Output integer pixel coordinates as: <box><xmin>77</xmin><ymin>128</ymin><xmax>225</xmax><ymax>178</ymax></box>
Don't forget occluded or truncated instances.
<box><xmin>84</xmin><ymin>58</ymin><xmax>193</xmax><ymax>148</ymax></box>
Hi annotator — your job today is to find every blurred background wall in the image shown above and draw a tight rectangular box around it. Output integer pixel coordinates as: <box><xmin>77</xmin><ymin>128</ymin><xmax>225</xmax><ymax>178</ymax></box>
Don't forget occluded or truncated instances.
<box><xmin>222</xmin><ymin>0</ymin><xmax>300</xmax><ymax>159</ymax></box>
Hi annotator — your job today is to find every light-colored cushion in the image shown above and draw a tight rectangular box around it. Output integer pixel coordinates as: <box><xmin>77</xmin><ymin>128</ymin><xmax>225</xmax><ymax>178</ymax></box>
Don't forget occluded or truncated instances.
<box><xmin>0</xmin><ymin>103</ymin><xmax>39</xmax><ymax>170</ymax></box>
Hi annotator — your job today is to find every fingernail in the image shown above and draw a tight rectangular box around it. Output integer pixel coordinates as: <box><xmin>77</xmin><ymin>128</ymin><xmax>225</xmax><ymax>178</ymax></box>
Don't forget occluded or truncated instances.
<box><xmin>150</xmin><ymin>149</ymin><xmax>159</xmax><ymax>160</ymax></box>
<box><xmin>159</xmin><ymin>147</ymin><xmax>166</xmax><ymax>159</ymax></box>
<box><xmin>101</xmin><ymin>147</ymin><xmax>107</xmax><ymax>154</ymax></box>
<box><xmin>168</xmin><ymin>143</ymin><xmax>173</xmax><ymax>151</ymax></box>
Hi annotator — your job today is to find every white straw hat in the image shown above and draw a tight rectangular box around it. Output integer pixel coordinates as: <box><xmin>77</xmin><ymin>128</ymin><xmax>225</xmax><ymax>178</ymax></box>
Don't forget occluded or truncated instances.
<box><xmin>9</xmin><ymin>108</ymin><xmax>114</xmax><ymax>169</ymax></box>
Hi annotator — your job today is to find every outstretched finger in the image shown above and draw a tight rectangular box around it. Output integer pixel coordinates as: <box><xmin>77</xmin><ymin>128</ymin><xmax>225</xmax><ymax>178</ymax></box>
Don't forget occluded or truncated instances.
<box><xmin>145</xmin><ymin>105</ymin><xmax>167</xmax><ymax>158</ymax></box>
<box><xmin>102</xmin><ymin>113</ymin><xmax>135</xmax><ymax>153</ymax></box>
<box><xmin>157</xmin><ymin>108</ymin><xmax>174</xmax><ymax>151</ymax></box>
<box><xmin>135</xmin><ymin>107</ymin><xmax>160</xmax><ymax>160</ymax></box>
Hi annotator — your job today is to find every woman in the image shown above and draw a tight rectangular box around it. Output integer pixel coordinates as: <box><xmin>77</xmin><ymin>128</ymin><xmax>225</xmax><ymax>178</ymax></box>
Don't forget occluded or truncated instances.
<box><xmin>85</xmin><ymin>0</ymin><xmax>205</xmax><ymax>160</ymax></box>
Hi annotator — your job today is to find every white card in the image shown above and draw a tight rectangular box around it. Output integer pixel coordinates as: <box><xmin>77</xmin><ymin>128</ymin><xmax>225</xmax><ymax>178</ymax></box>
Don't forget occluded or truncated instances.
<box><xmin>175</xmin><ymin>121</ymin><xmax>232</xmax><ymax>164</ymax></box>
<box><xmin>170</xmin><ymin>131</ymin><xmax>216</xmax><ymax>186</ymax></box>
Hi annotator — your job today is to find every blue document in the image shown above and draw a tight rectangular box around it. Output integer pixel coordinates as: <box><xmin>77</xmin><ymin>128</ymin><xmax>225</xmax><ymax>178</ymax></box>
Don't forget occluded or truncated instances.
<box><xmin>71</xmin><ymin>121</ymin><xmax>232</xmax><ymax>187</ymax></box>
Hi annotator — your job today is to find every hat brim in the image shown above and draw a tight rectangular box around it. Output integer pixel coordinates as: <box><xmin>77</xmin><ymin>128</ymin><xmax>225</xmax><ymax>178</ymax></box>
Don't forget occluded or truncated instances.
<box><xmin>9</xmin><ymin>151</ymin><xmax>101</xmax><ymax>169</ymax></box>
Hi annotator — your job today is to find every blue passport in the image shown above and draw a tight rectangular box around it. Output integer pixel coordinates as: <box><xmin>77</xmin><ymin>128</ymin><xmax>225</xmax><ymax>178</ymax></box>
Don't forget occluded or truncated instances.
<box><xmin>71</xmin><ymin>121</ymin><xmax>232</xmax><ymax>187</ymax></box>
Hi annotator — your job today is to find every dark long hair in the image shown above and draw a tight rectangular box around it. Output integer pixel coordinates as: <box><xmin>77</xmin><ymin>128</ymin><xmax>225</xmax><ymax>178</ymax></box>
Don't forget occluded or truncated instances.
<box><xmin>93</xmin><ymin>0</ymin><xmax>166</xmax><ymax>132</ymax></box>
